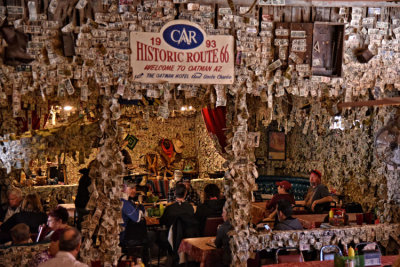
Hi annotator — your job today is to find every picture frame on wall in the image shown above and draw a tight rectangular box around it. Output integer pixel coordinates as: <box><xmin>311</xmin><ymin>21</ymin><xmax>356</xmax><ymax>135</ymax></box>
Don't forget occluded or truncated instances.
<box><xmin>268</xmin><ymin>131</ymin><xmax>286</xmax><ymax>160</ymax></box>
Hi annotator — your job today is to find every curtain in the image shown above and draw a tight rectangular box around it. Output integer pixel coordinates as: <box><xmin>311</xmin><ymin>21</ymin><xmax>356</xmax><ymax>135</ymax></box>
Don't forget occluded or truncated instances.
<box><xmin>201</xmin><ymin>106</ymin><xmax>227</xmax><ymax>154</ymax></box>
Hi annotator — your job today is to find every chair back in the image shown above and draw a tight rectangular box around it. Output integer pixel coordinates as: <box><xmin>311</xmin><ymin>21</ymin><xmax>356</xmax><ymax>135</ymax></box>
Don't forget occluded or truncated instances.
<box><xmin>320</xmin><ymin>245</ymin><xmax>342</xmax><ymax>261</ymax></box>
<box><xmin>276</xmin><ymin>247</ymin><xmax>304</xmax><ymax>264</ymax></box>
<box><xmin>203</xmin><ymin>217</ymin><xmax>224</xmax><ymax>237</ymax></box>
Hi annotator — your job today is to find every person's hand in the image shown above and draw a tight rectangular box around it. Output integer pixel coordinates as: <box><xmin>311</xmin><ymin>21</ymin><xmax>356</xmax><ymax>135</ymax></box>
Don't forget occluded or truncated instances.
<box><xmin>311</xmin><ymin>200</ymin><xmax>318</xmax><ymax>212</ymax></box>
<box><xmin>256</xmin><ymin>223</ymin><xmax>264</xmax><ymax>229</ymax></box>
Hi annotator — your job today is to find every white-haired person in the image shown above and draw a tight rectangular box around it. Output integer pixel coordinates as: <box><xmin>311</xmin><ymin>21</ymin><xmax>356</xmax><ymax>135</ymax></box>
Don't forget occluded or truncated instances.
<box><xmin>0</xmin><ymin>187</ymin><xmax>23</xmax><ymax>224</ymax></box>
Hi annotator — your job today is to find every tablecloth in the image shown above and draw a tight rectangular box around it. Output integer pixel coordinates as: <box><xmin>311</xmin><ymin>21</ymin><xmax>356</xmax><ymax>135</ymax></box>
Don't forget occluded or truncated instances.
<box><xmin>261</xmin><ymin>255</ymin><xmax>398</xmax><ymax>267</ymax></box>
<box><xmin>178</xmin><ymin>237</ymin><xmax>223</xmax><ymax>267</ymax></box>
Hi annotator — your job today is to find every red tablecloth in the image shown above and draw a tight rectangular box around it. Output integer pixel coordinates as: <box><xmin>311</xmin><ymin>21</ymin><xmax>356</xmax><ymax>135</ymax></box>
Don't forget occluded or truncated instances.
<box><xmin>178</xmin><ymin>237</ymin><xmax>223</xmax><ymax>267</ymax></box>
<box><xmin>261</xmin><ymin>255</ymin><xmax>399</xmax><ymax>267</ymax></box>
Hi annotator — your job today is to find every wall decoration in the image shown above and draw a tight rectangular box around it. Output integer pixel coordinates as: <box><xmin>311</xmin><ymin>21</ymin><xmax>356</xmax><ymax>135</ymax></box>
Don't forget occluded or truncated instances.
<box><xmin>131</xmin><ymin>20</ymin><xmax>234</xmax><ymax>84</ymax></box>
<box><xmin>268</xmin><ymin>131</ymin><xmax>286</xmax><ymax>160</ymax></box>
<box><xmin>124</xmin><ymin>134</ymin><xmax>138</xmax><ymax>150</ymax></box>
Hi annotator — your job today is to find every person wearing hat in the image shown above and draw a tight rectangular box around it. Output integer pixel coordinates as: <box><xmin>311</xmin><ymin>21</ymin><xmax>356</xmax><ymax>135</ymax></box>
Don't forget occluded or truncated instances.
<box><xmin>265</xmin><ymin>180</ymin><xmax>295</xmax><ymax>219</ymax></box>
<box><xmin>304</xmin><ymin>169</ymin><xmax>333</xmax><ymax>213</ymax></box>
<box><xmin>120</xmin><ymin>181</ymin><xmax>147</xmax><ymax>245</ymax></box>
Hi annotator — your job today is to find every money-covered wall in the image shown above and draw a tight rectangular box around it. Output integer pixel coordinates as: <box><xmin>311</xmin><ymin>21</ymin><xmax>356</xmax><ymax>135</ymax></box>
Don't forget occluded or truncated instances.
<box><xmin>118</xmin><ymin>111</ymin><xmax>226</xmax><ymax>176</ymax></box>
<box><xmin>1</xmin><ymin>0</ymin><xmax>400</xmax><ymax>264</ymax></box>
<box><xmin>254</xmin><ymin>105</ymin><xmax>399</xmax><ymax>223</ymax></box>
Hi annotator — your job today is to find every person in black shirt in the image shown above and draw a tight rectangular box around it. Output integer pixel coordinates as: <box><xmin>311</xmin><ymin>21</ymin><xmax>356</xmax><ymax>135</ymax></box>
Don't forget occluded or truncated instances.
<box><xmin>215</xmin><ymin>207</ymin><xmax>232</xmax><ymax>267</ymax></box>
<box><xmin>75</xmin><ymin>160</ymin><xmax>97</xmax><ymax>230</ymax></box>
<box><xmin>274</xmin><ymin>199</ymin><xmax>303</xmax><ymax>231</ymax></box>
<box><xmin>304</xmin><ymin>169</ymin><xmax>333</xmax><ymax>213</ymax></box>
<box><xmin>160</xmin><ymin>183</ymin><xmax>198</xmax><ymax>264</ymax></box>
<box><xmin>160</xmin><ymin>183</ymin><xmax>197</xmax><ymax>228</ymax></box>
<box><xmin>195</xmin><ymin>184</ymin><xmax>225</xmax><ymax>236</ymax></box>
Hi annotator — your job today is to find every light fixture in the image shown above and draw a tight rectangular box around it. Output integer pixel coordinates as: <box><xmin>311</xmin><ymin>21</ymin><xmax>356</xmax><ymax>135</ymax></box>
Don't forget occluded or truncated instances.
<box><xmin>180</xmin><ymin>106</ymin><xmax>186</xmax><ymax>111</ymax></box>
<box><xmin>63</xmin><ymin>106</ymin><xmax>73</xmax><ymax>111</ymax></box>
<box><xmin>188</xmin><ymin>106</ymin><xmax>193</xmax><ymax>110</ymax></box>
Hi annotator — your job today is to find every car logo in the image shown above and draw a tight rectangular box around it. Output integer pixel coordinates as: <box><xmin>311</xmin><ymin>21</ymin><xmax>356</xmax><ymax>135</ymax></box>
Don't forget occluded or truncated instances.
<box><xmin>163</xmin><ymin>24</ymin><xmax>204</xmax><ymax>50</ymax></box>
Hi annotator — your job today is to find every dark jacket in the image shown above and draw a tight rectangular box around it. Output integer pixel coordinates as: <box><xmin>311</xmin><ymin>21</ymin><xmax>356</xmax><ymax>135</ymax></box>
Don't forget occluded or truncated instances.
<box><xmin>75</xmin><ymin>168</ymin><xmax>91</xmax><ymax>209</ymax></box>
<box><xmin>160</xmin><ymin>201</ymin><xmax>198</xmax><ymax>252</ymax></box>
<box><xmin>195</xmin><ymin>199</ymin><xmax>225</xmax><ymax>235</ymax></box>
<box><xmin>215</xmin><ymin>221</ymin><xmax>232</xmax><ymax>266</ymax></box>
<box><xmin>120</xmin><ymin>198</ymin><xmax>147</xmax><ymax>246</ymax></box>
<box><xmin>159</xmin><ymin>201</ymin><xmax>195</xmax><ymax>228</ymax></box>
<box><xmin>274</xmin><ymin>217</ymin><xmax>303</xmax><ymax>231</ymax></box>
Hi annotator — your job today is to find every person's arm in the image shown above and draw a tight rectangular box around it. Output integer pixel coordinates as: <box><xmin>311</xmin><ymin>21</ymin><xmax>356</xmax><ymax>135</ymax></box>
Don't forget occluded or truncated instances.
<box><xmin>311</xmin><ymin>196</ymin><xmax>333</xmax><ymax>211</ymax></box>
<box><xmin>311</xmin><ymin>185</ymin><xmax>333</xmax><ymax>211</ymax></box>
<box><xmin>266</xmin><ymin>209</ymin><xmax>277</xmax><ymax>220</ymax></box>
<box><xmin>266</xmin><ymin>195</ymin><xmax>277</xmax><ymax>210</ymax></box>
<box><xmin>121</xmin><ymin>200</ymin><xmax>141</xmax><ymax>223</ymax></box>
<box><xmin>214</xmin><ymin>225</ymin><xmax>225</xmax><ymax>248</ymax></box>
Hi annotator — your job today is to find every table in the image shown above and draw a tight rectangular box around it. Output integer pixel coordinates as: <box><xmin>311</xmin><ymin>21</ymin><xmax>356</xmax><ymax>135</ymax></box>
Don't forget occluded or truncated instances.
<box><xmin>261</xmin><ymin>255</ymin><xmax>398</xmax><ymax>267</ymax></box>
<box><xmin>293</xmin><ymin>213</ymin><xmax>357</xmax><ymax>229</ymax></box>
<box><xmin>178</xmin><ymin>236</ymin><xmax>223</xmax><ymax>267</ymax></box>
<box><xmin>145</xmin><ymin>216</ymin><xmax>160</xmax><ymax>226</ymax></box>
<box><xmin>250</xmin><ymin>200</ymin><xmax>310</xmax><ymax>228</ymax></box>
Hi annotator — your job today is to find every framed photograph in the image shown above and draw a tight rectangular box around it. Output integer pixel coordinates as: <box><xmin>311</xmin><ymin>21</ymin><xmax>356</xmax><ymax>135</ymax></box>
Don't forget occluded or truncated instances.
<box><xmin>268</xmin><ymin>131</ymin><xmax>286</xmax><ymax>160</ymax></box>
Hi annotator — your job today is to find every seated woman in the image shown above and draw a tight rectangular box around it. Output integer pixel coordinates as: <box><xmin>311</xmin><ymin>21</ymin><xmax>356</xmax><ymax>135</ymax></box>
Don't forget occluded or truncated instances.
<box><xmin>29</xmin><ymin>228</ymin><xmax>65</xmax><ymax>267</ymax></box>
<box><xmin>0</xmin><ymin>193</ymin><xmax>47</xmax><ymax>243</ymax></box>
<box><xmin>195</xmin><ymin>184</ymin><xmax>225</xmax><ymax>235</ymax></box>
<box><xmin>265</xmin><ymin>181</ymin><xmax>295</xmax><ymax>220</ymax></box>
<box><xmin>42</xmin><ymin>206</ymin><xmax>70</xmax><ymax>242</ymax></box>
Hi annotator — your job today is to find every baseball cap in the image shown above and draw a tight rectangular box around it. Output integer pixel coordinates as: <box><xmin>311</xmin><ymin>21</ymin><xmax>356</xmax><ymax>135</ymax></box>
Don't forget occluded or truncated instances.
<box><xmin>310</xmin><ymin>169</ymin><xmax>322</xmax><ymax>179</ymax></box>
<box><xmin>276</xmin><ymin>180</ymin><xmax>292</xmax><ymax>191</ymax></box>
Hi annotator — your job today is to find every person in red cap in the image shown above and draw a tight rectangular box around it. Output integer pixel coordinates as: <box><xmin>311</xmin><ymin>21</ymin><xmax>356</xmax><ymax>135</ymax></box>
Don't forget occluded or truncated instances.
<box><xmin>304</xmin><ymin>169</ymin><xmax>333</xmax><ymax>213</ymax></box>
<box><xmin>265</xmin><ymin>180</ymin><xmax>295</xmax><ymax>218</ymax></box>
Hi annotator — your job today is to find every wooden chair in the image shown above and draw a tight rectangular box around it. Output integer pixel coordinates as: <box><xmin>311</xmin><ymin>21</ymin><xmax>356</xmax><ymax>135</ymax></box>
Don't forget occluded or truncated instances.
<box><xmin>203</xmin><ymin>217</ymin><xmax>224</xmax><ymax>237</ymax></box>
<box><xmin>276</xmin><ymin>247</ymin><xmax>304</xmax><ymax>264</ymax></box>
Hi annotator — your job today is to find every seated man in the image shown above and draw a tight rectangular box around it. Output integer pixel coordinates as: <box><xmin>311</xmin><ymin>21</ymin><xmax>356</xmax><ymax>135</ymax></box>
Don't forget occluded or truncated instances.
<box><xmin>168</xmin><ymin>176</ymin><xmax>200</xmax><ymax>205</ymax></box>
<box><xmin>215</xmin><ymin>207</ymin><xmax>232</xmax><ymax>267</ymax></box>
<box><xmin>304</xmin><ymin>170</ymin><xmax>333</xmax><ymax>213</ymax></box>
<box><xmin>160</xmin><ymin>183</ymin><xmax>198</xmax><ymax>259</ymax></box>
<box><xmin>161</xmin><ymin>183</ymin><xmax>197</xmax><ymax>229</ymax></box>
<box><xmin>0</xmin><ymin>187</ymin><xmax>23</xmax><ymax>224</ymax></box>
<box><xmin>120</xmin><ymin>180</ymin><xmax>147</xmax><ymax>247</ymax></box>
<box><xmin>39</xmin><ymin>227</ymin><xmax>88</xmax><ymax>267</ymax></box>
<box><xmin>274</xmin><ymin>199</ymin><xmax>303</xmax><ymax>231</ymax></box>
<box><xmin>195</xmin><ymin>184</ymin><xmax>225</xmax><ymax>235</ymax></box>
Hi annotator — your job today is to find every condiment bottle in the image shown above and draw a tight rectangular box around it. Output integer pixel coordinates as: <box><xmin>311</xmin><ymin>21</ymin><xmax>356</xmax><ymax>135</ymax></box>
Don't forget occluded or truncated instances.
<box><xmin>346</xmin><ymin>246</ymin><xmax>355</xmax><ymax>267</ymax></box>
<box><xmin>159</xmin><ymin>203</ymin><xmax>164</xmax><ymax>216</ymax></box>
<box><xmin>329</xmin><ymin>209</ymin><xmax>334</xmax><ymax>218</ymax></box>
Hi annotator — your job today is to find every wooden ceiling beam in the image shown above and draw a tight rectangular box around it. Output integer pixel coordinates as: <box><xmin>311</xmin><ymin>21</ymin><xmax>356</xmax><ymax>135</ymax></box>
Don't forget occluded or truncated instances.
<box><xmin>338</xmin><ymin>97</ymin><xmax>400</xmax><ymax>108</ymax></box>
